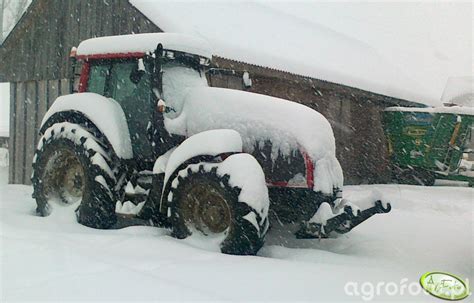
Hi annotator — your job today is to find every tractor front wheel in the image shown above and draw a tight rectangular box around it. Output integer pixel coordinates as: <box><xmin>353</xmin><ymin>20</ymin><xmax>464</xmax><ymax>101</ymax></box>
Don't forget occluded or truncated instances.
<box><xmin>168</xmin><ymin>160</ymin><xmax>269</xmax><ymax>255</ymax></box>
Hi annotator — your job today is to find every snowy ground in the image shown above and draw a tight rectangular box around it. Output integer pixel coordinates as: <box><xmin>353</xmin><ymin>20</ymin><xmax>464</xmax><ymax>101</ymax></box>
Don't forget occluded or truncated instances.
<box><xmin>0</xmin><ymin>166</ymin><xmax>472</xmax><ymax>302</ymax></box>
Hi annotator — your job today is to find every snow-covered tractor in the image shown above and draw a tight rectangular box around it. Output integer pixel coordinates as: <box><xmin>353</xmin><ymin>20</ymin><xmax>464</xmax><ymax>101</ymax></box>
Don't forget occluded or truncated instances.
<box><xmin>32</xmin><ymin>33</ymin><xmax>390</xmax><ymax>255</ymax></box>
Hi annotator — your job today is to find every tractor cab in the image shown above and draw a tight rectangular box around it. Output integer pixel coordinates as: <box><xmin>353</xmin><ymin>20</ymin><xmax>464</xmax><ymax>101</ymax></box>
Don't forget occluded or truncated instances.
<box><xmin>71</xmin><ymin>33</ymin><xmax>212</xmax><ymax>165</ymax></box>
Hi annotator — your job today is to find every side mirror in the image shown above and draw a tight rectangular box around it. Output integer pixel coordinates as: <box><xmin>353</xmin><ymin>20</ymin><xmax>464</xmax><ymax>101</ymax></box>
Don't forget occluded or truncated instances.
<box><xmin>157</xmin><ymin>99</ymin><xmax>167</xmax><ymax>113</ymax></box>
<box><xmin>156</xmin><ymin>99</ymin><xmax>176</xmax><ymax>114</ymax></box>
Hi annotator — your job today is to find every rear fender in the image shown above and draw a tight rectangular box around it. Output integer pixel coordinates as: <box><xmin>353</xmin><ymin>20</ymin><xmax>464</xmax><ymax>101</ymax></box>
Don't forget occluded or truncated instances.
<box><xmin>40</xmin><ymin>93</ymin><xmax>133</xmax><ymax>159</ymax></box>
<box><xmin>40</xmin><ymin>111</ymin><xmax>112</xmax><ymax>151</ymax></box>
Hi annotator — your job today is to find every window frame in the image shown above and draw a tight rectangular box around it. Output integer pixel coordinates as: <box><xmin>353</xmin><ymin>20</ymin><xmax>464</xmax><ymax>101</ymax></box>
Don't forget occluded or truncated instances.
<box><xmin>87</xmin><ymin>58</ymin><xmax>150</xmax><ymax>98</ymax></box>
<box><xmin>86</xmin><ymin>60</ymin><xmax>112</xmax><ymax>96</ymax></box>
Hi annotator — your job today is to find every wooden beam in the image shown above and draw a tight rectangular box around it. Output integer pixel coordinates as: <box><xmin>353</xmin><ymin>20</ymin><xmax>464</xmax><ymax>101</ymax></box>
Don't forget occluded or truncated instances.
<box><xmin>24</xmin><ymin>81</ymin><xmax>36</xmax><ymax>185</ymax></box>
<box><xmin>8</xmin><ymin>83</ymin><xmax>16</xmax><ymax>184</ymax></box>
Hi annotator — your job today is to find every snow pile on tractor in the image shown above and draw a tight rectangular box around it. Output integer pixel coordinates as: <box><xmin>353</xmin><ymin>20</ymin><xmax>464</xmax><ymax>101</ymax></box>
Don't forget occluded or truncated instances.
<box><xmin>76</xmin><ymin>32</ymin><xmax>212</xmax><ymax>60</ymax></box>
<box><xmin>164</xmin><ymin>87</ymin><xmax>344</xmax><ymax>194</ymax></box>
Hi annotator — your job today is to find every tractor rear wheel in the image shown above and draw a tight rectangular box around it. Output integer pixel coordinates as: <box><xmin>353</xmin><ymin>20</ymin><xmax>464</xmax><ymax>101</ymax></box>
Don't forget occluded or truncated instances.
<box><xmin>32</xmin><ymin>123</ymin><xmax>120</xmax><ymax>229</ymax></box>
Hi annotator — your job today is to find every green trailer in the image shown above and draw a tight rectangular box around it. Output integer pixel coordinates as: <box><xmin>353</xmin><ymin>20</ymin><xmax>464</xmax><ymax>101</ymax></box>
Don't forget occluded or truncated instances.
<box><xmin>382</xmin><ymin>106</ymin><xmax>474</xmax><ymax>186</ymax></box>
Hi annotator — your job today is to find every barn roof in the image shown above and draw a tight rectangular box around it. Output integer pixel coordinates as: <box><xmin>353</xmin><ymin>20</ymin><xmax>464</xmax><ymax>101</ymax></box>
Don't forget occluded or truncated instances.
<box><xmin>76</xmin><ymin>33</ymin><xmax>212</xmax><ymax>60</ymax></box>
<box><xmin>0</xmin><ymin>0</ymin><xmax>426</xmax><ymax>107</ymax></box>
<box><xmin>129</xmin><ymin>0</ymin><xmax>427</xmax><ymax>104</ymax></box>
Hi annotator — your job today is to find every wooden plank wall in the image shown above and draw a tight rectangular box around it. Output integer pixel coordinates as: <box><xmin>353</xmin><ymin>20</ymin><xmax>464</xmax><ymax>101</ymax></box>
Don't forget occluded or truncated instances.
<box><xmin>9</xmin><ymin>79</ymin><xmax>69</xmax><ymax>185</ymax></box>
<box><xmin>8</xmin><ymin>84</ymin><xmax>17</xmax><ymax>183</ymax></box>
<box><xmin>1</xmin><ymin>0</ymin><xmax>162</xmax><ymax>83</ymax></box>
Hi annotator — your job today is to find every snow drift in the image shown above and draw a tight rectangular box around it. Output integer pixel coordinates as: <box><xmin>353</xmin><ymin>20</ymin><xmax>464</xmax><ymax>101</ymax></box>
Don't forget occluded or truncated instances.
<box><xmin>1</xmin><ymin>164</ymin><xmax>472</xmax><ymax>301</ymax></box>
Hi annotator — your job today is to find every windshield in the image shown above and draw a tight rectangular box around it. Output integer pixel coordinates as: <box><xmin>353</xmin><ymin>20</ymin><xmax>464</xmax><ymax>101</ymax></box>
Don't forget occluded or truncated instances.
<box><xmin>162</xmin><ymin>61</ymin><xmax>208</xmax><ymax>118</ymax></box>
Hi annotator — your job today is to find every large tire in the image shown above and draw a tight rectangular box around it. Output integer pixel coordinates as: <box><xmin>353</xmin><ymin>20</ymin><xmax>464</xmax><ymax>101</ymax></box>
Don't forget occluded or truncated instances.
<box><xmin>168</xmin><ymin>159</ymin><xmax>269</xmax><ymax>255</ymax></box>
<box><xmin>32</xmin><ymin>122</ymin><xmax>121</xmax><ymax>229</ymax></box>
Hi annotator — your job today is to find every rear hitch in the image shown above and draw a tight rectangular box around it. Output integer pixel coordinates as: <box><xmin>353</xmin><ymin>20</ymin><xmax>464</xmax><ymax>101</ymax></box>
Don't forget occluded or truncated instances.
<box><xmin>296</xmin><ymin>199</ymin><xmax>391</xmax><ymax>239</ymax></box>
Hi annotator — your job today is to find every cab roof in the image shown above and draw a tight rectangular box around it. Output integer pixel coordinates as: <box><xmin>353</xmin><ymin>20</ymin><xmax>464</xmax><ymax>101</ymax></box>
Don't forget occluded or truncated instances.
<box><xmin>75</xmin><ymin>33</ymin><xmax>212</xmax><ymax>60</ymax></box>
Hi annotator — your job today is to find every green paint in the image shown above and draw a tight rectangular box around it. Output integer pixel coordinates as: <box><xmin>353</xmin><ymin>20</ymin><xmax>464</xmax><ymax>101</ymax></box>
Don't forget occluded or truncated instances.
<box><xmin>382</xmin><ymin>108</ymin><xmax>474</xmax><ymax>186</ymax></box>
<box><xmin>420</xmin><ymin>272</ymin><xmax>470</xmax><ymax>300</ymax></box>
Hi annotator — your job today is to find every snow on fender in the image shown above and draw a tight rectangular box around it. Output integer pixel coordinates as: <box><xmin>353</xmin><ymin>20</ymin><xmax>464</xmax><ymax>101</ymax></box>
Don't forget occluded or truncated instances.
<box><xmin>41</xmin><ymin>93</ymin><xmax>133</xmax><ymax>159</ymax></box>
<box><xmin>161</xmin><ymin>129</ymin><xmax>243</xmax><ymax>186</ymax></box>
<box><xmin>216</xmin><ymin>153</ymin><xmax>270</xmax><ymax>226</ymax></box>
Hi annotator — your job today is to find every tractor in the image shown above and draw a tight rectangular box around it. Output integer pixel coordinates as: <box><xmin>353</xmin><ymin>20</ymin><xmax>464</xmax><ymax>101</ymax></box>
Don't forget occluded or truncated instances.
<box><xmin>32</xmin><ymin>33</ymin><xmax>390</xmax><ymax>255</ymax></box>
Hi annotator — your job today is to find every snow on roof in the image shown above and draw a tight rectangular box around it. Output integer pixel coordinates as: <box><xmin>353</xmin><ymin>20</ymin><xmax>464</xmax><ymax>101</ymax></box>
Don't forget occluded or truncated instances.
<box><xmin>384</xmin><ymin>106</ymin><xmax>474</xmax><ymax>116</ymax></box>
<box><xmin>130</xmin><ymin>0</ymin><xmax>427</xmax><ymax>103</ymax></box>
<box><xmin>76</xmin><ymin>33</ymin><xmax>212</xmax><ymax>59</ymax></box>
<box><xmin>441</xmin><ymin>77</ymin><xmax>474</xmax><ymax>106</ymax></box>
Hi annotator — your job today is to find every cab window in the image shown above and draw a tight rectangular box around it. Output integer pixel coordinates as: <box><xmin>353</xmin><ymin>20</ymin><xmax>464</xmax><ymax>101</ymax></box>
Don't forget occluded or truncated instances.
<box><xmin>87</xmin><ymin>63</ymin><xmax>109</xmax><ymax>95</ymax></box>
<box><xmin>110</xmin><ymin>61</ymin><xmax>150</xmax><ymax>103</ymax></box>
<box><xmin>110</xmin><ymin>59</ymin><xmax>154</xmax><ymax>160</ymax></box>
<box><xmin>86</xmin><ymin>59</ymin><xmax>151</xmax><ymax>100</ymax></box>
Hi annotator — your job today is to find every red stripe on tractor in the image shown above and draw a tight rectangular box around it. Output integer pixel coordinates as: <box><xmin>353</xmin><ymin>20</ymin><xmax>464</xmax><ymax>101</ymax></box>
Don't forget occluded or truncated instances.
<box><xmin>78</xmin><ymin>61</ymin><xmax>90</xmax><ymax>93</ymax></box>
<box><xmin>265</xmin><ymin>150</ymin><xmax>314</xmax><ymax>189</ymax></box>
<box><xmin>302</xmin><ymin>150</ymin><xmax>314</xmax><ymax>189</ymax></box>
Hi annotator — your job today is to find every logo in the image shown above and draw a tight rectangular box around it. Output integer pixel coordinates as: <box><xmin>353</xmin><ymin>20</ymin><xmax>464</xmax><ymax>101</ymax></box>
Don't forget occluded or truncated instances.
<box><xmin>420</xmin><ymin>272</ymin><xmax>470</xmax><ymax>300</ymax></box>
<box><xmin>404</xmin><ymin>126</ymin><xmax>427</xmax><ymax>137</ymax></box>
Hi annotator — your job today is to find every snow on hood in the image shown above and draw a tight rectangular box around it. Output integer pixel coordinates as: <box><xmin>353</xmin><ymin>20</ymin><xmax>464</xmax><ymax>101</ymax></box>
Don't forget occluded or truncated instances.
<box><xmin>164</xmin><ymin>87</ymin><xmax>343</xmax><ymax>193</ymax></box>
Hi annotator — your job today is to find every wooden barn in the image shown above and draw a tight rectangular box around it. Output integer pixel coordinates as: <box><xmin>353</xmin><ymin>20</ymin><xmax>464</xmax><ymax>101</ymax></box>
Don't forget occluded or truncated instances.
<box><xmin>0</xmin><ymin>0</ymin><xmax>421</xmax><ymax>186</ymax></box>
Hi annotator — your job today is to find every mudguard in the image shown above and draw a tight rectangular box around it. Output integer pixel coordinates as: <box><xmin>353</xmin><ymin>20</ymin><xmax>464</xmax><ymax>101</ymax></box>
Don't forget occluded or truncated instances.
<box><xmin>155</xmin><ymin>129</ymin><xmax>243</xmax><ymax>207</ymax></box>
<box><xmin>160</xmin><ymin>129</ymin><xmax>243</xmax><ymax>186</ymax></box>
<box><xmin>41</xmin><ymin>93</ymin><xmax>133</xmax><ymax>159</ymax></box>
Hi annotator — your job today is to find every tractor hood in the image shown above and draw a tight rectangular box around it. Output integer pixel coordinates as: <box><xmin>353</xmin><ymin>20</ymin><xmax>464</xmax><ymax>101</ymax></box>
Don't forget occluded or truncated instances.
<box><xmin>164</xmin><ymin>87</ymin><xmax>343</xmax><ymax>193</ymax></box>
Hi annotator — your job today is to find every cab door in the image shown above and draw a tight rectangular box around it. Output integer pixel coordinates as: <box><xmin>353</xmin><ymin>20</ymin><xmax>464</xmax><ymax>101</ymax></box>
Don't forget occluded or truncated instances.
<box><xmin>87</xmin><ymin>59</ymin><xmax>156</xmax><ymax>163</ymax></box>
